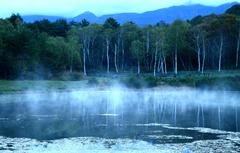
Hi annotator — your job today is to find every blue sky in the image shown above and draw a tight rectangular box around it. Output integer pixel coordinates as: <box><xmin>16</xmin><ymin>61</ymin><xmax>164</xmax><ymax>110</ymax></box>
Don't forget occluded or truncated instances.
<box><xmin>0</xmin><ymin>0</ymin><xmax>239</xmax><ymax>18</ymax></box>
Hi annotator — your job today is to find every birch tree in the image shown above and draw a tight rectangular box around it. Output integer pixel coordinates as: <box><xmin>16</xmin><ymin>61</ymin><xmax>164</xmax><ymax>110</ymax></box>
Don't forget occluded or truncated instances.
<box><xmin>79</xmin><ymin>27</ymin><xmax>89</xmax><ymax>76</ymax></box>
<box><xmin>152</xmin><ymin>25</ymin><xmax>167</xmax><ymax>77</ymax></box>
<box><xmin>121</xmin><ymin>22</ymin><xmax>141</xmax><ymax>72</ymax></box>
<box><xmin>235</xmin><ymin>19</ymin><xmax>240</xmax><ymax>68</ymax></box>
<box><xmin>131</xmin><ymin>40</ymin><xmax>144</xmax><ymax>75</ymax></box>
<box><xmin>103</xmin><ymin>18</ymin><xmax>120</xmax><ymax>73</ymax></box>
<box><xmin>67</xmin><ymin>27</ymin><xmax>81</xmax><ymax>73</ymax></box>
<box><xmin>209</xmin><ymin>14</ymin><xmax>236</xmax><ymax>72</ymax></box>
<box><xmin>168</xmin><ymin>20</ymin><xmax>189</xmax><ymax>75</ymax></box>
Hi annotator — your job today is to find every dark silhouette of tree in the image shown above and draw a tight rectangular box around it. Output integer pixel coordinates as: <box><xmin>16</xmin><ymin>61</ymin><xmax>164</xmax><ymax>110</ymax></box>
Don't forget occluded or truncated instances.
<box><xmin>226</xmin><ymin>4</ymin><xmax>240</xmax><ymax>16</ymax></box>
<box><xmin>80</xmin><ymin>19</ymin><xmax>90</xmax><ymax>27</ymax></box>
<box><xmin>7</xmin><ymin>13</ymin><xmax>23</xmax><ymax>28</ymax></box>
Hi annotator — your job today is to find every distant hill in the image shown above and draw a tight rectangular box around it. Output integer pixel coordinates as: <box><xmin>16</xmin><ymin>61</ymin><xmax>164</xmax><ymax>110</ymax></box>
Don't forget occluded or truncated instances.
<box><xmin>72</xmin><ymin>11</ymin><xmax>97</xmax><ymax>22</ymax></box>
<box><xmin>22</xmin><ymin>2</ymin><xmax>239</xmax><ymax>25</ymax></box>
<box><xmin>22</xmin><ymin>15</ymin><xmax>66</xmax><ymax>22</ymax></box>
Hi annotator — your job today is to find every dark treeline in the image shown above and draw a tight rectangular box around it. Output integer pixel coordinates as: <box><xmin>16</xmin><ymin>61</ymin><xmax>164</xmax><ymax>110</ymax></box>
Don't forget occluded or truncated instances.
<box><xmin>1</xmin><ymin>5</ymin><xmax>240</xmax><ymax>79</ymax></box>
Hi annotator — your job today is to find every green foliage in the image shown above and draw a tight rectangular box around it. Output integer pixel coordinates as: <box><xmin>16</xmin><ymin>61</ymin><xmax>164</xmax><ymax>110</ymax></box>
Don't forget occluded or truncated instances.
<box><xmin>55</xmin><ymin>72</ymin><xmax>84</xmax><ymax>81</ymax></box>
<box><xmin>130</xmin><ymin>40</ymin><xmax>144</xmax><ymax>61</ymax></box>
<box><xmin>190</xmin><ymin>15</ymin><xmax>203</xmax><ymax>26</ymax></box>
<box><xmin>28</xmin><ymin>19</ymin><xmax>69</xmax><ymax>37</ymax></box>
<box><xmin>103</xmin><ymin>18</ymin><xmax>120</xmax><ymax>29</ymax></box>
<box><xmin>226</xmin><ymin>4</ymin><xmax>240</xmax><ymax>16</ymax></box>
<box><xmin>167</xmin><ymin>20</ymin><xmax>190</xmax><ymax>52</ymax></box>
<box><xmin>87</xmin><ymin>77</ymin><xmax>99</xmax><ymax>85</ymax></box>
<box><xmin>80</xmin><ymin>19</ymin><xmax>90</xmax><ymax>27</ymax></box>
<box><xmin>1</xmin><ymin>12</ymin><xmax>240</xmax><ymax>80</ymax></box>
<box><xmin>7</xmin><ymin>14</ymin><xmax>23</xmax><ymax>28</ymax></box>
<box><xmin>121</xmin><ymin>76</ymin><xmax>143</xmax><ymax>88</ymax></box>
<box><xmin>143</xmin><ymin>76</ymin><xmax>158</xmax><ymax>87</ymax></box>
<box><xmin>120</xmin><ymin>76</ymin><xmax>158</xmax><ymax>88</ymax></box>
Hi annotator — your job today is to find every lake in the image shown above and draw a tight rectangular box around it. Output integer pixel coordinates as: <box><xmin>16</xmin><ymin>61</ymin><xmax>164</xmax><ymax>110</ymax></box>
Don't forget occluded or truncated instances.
<box><xmin>0</xmin><ymin>87</ymin><xmax>240</xmax><ymax>153</ymax></box>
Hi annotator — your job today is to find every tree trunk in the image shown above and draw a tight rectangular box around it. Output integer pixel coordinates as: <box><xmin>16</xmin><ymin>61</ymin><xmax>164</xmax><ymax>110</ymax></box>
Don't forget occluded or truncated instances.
<box><xmin>114</xmin><ymin>43</ymin><xmax>118</xmax><ymax>73</ymax></box>
<box><xmin>163</xmin><ymin>55</ymin><xmax>167</xmax><ymax>74</ymax></box>
<box><xmin>87</xmin><ymin>40</ymin><xmax>90</xmax><ymax>63</ymax></box>
<box><xmin>106</xmin><ymin>39</ymin><xmax>110</xmax><ymax>73</ymax></box>
<box><xmin>174</xmin><ymin>43</ymin><xmax>178</xmax><ymax>75</ymax></box>
<box><xmin>69</xmin><ymin>46</ymin><xmax>73</xmax><ymax>73</ymax></box>
<box><xmin>90</xmin><ymin>39</ymin><xmax>95</xmax><ymax>62</ymax></box>
<box><xmin>218</xmin><ymin>34</ymin><xmax>223</xmax><ymax>72</ymax></box>
<box><xmin>154</xmin><ymin>42</ymin><xmax>158</xmax><ymax>77</ymax></box>
<box><xmin>83</xmin><ymin>47</ymin><xmax>87</xmax><ymax>76</ymax></box>
<box><xmin>196</xmin><ymin>35</ymin><xmax>201</xmax><ymax>72</ymax></box>
<box><xmin>161</xmin><ymin>60</ymin><xmax>164</xmax><ymax>74</ymax></box>
<box><xmin>180</xmin><ymin>57</ymin><xmax>186</xmax><ymax>71</ymax></box>
<box><xmin>70</xmin><ymin>46</ymin><xmax>73</xmax><ymax>73</ymax></box>
<box><xmin>146</xmin><ymin>31</ymin><xmax>150</xmax><ymax>70</ymax></box>
<box><xmin>70</xmin><ymin>65</ymin><xmax>73</xmax><ymax>73</ymax></box>
<box><xmin>121</xmin><ymin>41</ymin><xmax>124</xmax><ymax>71</ymax></box>
<box><xmin>201</xmin><ymin>36</ymin><xmax>206</xmax><ymax>74</ymax></box>
<box><xmin>101</xmin><ymin>46</ymin><xmax>105</xmax><ymax>67</ymax></box>
<box><xmin>157</xmin><ymin>56</ymin><xmax>161</xmax><ymax>73</ymax></box>
<box><xmin>150</xmin><ymin>51</ymin><xmax>155</xmax><ymax>71</ymax></box>
<box><xmin>236</xmin><ymin>30</ymin><xmax>240</xmax><ymax>68</ymax></box>
<box><xmin>137</xmin><ymin>60</ymin><xmax>140</xmax><ymax>75</ymax></box>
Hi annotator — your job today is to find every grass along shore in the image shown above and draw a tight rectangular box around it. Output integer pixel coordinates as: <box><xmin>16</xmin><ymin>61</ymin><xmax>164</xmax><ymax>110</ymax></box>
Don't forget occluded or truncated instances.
<box><xmin>0</xmin><ymin>70</ymin><xmax>240</xmax><ymax>93</ymax></box>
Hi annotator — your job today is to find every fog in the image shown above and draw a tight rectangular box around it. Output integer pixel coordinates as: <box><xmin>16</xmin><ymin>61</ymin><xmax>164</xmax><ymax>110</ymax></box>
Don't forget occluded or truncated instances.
<box><xmin>1</xmin><ymin>86</ymin><xmax>240</xmax><ymax>152</ymax></box>
<box><xmin>0</xmin><ymin>86</ymin><xmax>239</xmax><ymax>132</ymax></box>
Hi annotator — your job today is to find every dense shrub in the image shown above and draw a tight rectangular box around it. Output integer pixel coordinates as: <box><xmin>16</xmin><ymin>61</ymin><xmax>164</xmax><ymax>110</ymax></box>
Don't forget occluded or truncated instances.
<box><xmin>54</xmin><ymin>72</ymin><xmax>84</xmax><ymax>81</ymax></box>
<box><xmin>87</xmin><ymin>77</ymin><xmax>99</xmax><ymax>85</ymax></box>
<box><xmin>144</xmin><ymin>76</ymin><xmax>158</xmax><ymax>87</ymax></box>
<box><xmin>121</xmin><ymin>76</ymin><xmax>143</xmax><ymax>88</ymax></box>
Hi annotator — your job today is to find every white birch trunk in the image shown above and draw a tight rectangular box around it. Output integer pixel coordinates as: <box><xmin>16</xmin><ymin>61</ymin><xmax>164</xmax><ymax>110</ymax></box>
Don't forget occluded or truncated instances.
<box><xmin>137</xmin><ymin>60</ymin><xmax>140</xmax><ymax>75</ymax></box>
<box><xmin>114</xmin><ymin>43</ymin><xmax>118</xmax><ymax>73</ymax></box>
<box><xmin>196</xmin><ymin>35</ymin><xmax>201</xmax><ymax>72</ymax></box>
<box><xmin>201</xmin><ymin>36</ymin><xmax>206</xmax><ymax>74</ymax></box>
<box><xmin>106</xmin><ymin>39</ymin><xmax>110</xmax><ymax>73</ymax></box>
<box><xmin>83</xmin><ymin>47</ymin><xmax>87</xmax><ymax>76</ymax></box>
<box><xmin>163</xmin><ymin>55</ymin><xmax>167</xmax><ymax>74</ymax></box>
<box><xmin>87</xmin><ymin>40</ymin><xmax>90</xmax><ymax>63</ymax></box>
<box><xmin>146</xmin><ymin>31</ymin><xmax>150</xmax><ymax>70</ymax></box>
<box><xmin>154</xmin><ymin>42</ymin><xmax>158</xmax><ymax>77</ymax></box>
<box><xmin>121</xmin><ymin>41</ymin><xmax>124</xmax><ymax>71</ymax></box>
<box><xmin>70</xmin><ymin>45</ymin><xmax>73</xmax><ymax>73</ymax></box>
<box><xmin>218</xmin><ymin>34</ymin><xmax>223</xmax><ymax>72</ymax></box>
<box><xmin>236</xmin><ymin>30</ymin><xmax>240</xmax><ymax>68</ymax></box>
<box><xmin>174</xmin><ymin>43</ymin><xmax>178</xmax><ymax>75</ymax></box>
<box><xmin>157</xmin><ymin>56</ymin><xmax>161</xmax><ymax>73</ymax></box>
<box><xmin>161</xmin><ymin>60</ymin><xmax>164</xmax><ymax>74</ymax></box>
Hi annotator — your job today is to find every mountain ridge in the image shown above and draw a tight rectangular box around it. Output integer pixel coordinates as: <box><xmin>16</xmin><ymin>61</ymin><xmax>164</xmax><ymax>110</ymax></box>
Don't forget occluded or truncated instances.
<box><xmin>22</xmin><ymin>2</ymin><xmax>239</xmax><ymax>25</ymax></box>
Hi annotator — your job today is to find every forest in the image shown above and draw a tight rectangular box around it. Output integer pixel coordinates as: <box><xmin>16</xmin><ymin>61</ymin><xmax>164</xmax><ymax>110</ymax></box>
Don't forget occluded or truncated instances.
<box><xmin>1</xmin><ymin>5</ymin><xmax>240</xmax><ymax>80</ymax></box>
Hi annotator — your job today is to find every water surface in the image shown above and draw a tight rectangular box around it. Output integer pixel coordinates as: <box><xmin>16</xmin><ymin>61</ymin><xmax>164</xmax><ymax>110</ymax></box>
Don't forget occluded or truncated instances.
<box><xmin>0</xmin><ymin>87</ymin><xmax>240</xmax><ymax>152</ymax></box>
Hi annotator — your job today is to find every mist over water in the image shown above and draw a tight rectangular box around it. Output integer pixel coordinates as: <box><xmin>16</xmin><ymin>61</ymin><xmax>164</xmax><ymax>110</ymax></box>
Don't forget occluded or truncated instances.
<box><xmin>0</xmin><ymin>87</ymin><xmax>240</xmax><ymax>131</ymax></box>
<box><xmin>1</xmin><ymin>86</ymin><xmax>240</xmax><ymax>152</ymax></box>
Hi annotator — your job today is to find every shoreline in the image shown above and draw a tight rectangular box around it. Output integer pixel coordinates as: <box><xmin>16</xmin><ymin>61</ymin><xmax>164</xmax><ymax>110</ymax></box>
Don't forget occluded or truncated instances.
<box><xmin>0</xmin><ymin>71</ymin><xmax>240</xmax><ymax>93</ymax></box>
